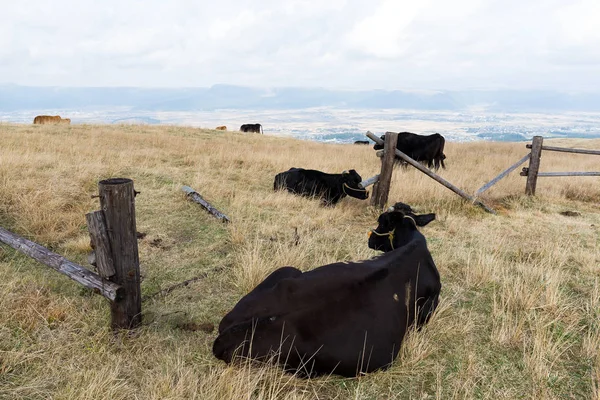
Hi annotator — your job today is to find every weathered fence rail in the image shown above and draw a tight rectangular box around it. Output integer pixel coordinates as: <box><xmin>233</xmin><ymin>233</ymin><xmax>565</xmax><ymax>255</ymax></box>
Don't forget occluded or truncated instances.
<box><xmin>525</xmin><ymin>144</ymin><xmax>600</xmax><ymax>156</ymax></box>
<box><xmin>0</xmin><ymin>227</ymin><xmax>122</xmax><ymax>301</ymax></box>
<box><xmin>182</xmin><ymin>186</ymin><xmax>231</xmax><ymax>223</ymax></box>
<box><xmin>537</xmin><ymin>172</ymin><xmax>600</xmax><ymax>177</ymax></box>
<box><xmin>359</xmin><ymin>174</ymin><xmax>379</xmax><ymax>189</ymax></box>
<box><xmin>475</xmin><ymin>154</ymin><xmax>530</xmax><ymax>196</ymax></box>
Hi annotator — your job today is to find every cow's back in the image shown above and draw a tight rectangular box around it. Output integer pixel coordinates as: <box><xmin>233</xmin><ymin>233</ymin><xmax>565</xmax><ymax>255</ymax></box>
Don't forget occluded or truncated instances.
<box><xmin>33</xmin><ymin>115</ymin><xmax>62</xmax><ymax>124</ymax></box>
<box><xmin>214</xmin><ymin>259</ymin><xmax>421</xmax><ymax>376</ymax></box>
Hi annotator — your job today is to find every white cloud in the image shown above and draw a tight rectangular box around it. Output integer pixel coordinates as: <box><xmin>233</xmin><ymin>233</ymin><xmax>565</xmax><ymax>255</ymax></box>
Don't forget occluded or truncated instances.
<box><xmin>345</xmin><ymin>0</ymin><xmax>426</xmax><ymax>58</ymax></box>
<box><xmin>0</xmin><ymin>0</ymin><xmax>599</xmax><ymax>91</ymax></box>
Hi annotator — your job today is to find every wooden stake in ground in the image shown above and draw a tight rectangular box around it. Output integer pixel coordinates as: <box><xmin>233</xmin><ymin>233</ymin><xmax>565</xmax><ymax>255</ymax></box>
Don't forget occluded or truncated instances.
<box><xmin>525</xmin><ymin>136</ymin><xmax>543</xmax><ymax>196</ymax></box>
<box><xmin>371</xmin><ymin>132</ymin><xmax>398</xmax><ymax>209</ymax></box>
<box><xmin>98</xmin><ymin>178</ymin><xmax>142</xmax><ymax>330</ymax></box>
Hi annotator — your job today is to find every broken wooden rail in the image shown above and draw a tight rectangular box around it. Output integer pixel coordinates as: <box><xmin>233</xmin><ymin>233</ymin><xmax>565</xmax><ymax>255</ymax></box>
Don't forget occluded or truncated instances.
<box><xmin>182</xmin><ymin>186</ymin><xmax>231</xmax><ymax>223</ymax></box>
<box><xmin>366</xmin><ymin>131</ymin><xmax>496</xmax><ymax>214</ymax></box>
<box><xmin>359</xmin><ymin>174</ymin><xmax>379</xmax><ymax>189</ymax></box>
<box><xmin>475</xmin><ymin>153</ymin><xmax>531</xmax><ymax>196</ymax></box>
<box><xmin>0</xmin><ymin>226</ymin><xmax>122</xmax><ymax>301</ymax></box>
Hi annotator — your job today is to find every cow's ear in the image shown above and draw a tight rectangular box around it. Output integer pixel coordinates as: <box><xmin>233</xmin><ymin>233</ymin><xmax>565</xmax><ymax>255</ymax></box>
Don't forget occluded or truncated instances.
<box><xmin>379</xmin><ymin>210</ymin><xmax>402</xmax><ymax>225</ymax></box>
<box><xmin>413</xmin><ymin>213</ymin><xmax>436</xmax><ymax>227</ymax></box>
<box><xmin>392</xmin><ymin>202</ymin><xmax>413</xmax><ymax>214</ymax></box>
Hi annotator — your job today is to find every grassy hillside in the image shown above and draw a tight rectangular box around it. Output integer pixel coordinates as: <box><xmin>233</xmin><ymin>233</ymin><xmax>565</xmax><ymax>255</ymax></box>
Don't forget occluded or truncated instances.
<box><xmin>0</xmin><ymin>123</ymin><xmax>599</xmax><ymax>399</ymax></box>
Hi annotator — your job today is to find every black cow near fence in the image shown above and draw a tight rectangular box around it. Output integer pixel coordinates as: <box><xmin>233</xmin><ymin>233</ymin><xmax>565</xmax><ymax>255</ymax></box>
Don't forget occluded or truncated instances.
<box><xmin>273</xmin><ymin>168</ymin><xmax>368</xmax><ymax>205</ymax></box>
<box><xmin>212</xmin><ymin>202</ymin><xmax>440</xmax><ymax>377</ymax></box>
<box><xmin>374</xmin><ymin>132</ymin><xmax>446</xmax><ymax>170</ymax></box>
<box><xmin>240</xmin><ymin>123</ymin><xmax>263</xmax><ymax>134</ymax></box>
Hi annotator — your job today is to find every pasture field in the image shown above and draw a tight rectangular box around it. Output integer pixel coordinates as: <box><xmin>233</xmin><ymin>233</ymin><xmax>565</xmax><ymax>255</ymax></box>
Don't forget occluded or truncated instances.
<box><xmin>0</xmin><ymin>123</ymin><xmax>599</xmax><ymax>399</ymax></box>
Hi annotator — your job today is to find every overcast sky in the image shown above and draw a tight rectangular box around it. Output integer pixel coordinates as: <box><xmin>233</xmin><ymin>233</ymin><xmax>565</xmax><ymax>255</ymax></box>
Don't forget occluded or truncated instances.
<box><xmin>1</xmin><ymin>0</ymin><xmax>599</xmax><ymax>91</ymax></box>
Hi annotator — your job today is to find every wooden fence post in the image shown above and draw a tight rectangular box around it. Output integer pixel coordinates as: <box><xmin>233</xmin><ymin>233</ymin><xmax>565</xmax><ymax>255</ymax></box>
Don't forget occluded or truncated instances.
<box><xmin>371</xmin><ymin>132</ymin><xmax>398</xmax><ymax>209</ymax></box>
<box><xmin>98</xmin><ymin>178</ymin><xmax>142</xmax><ymax>330</ymax></box>
<box><xmin>525</xmin><ymin>136</ymin><xmax>543</xmax><ymax>195</ymax></box>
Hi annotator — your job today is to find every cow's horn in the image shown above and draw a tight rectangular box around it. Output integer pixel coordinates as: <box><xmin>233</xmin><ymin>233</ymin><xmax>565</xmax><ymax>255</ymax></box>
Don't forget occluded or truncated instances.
<box><xmin>387</xmin><ymin>206</ymin><xmax>395</xmax><ymax>212</ymax></box>
<box><xmin>342</xmin><ymin>170</ymin><xmax>349</xmax><ymax>174</ymax></box>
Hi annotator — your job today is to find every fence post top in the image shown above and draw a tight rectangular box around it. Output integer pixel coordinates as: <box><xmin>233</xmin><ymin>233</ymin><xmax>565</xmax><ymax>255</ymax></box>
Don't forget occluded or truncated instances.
<box><xmin>99</xmin><ymin>178</ymin><xmax>133</xmax><ymax>186</ymax></box>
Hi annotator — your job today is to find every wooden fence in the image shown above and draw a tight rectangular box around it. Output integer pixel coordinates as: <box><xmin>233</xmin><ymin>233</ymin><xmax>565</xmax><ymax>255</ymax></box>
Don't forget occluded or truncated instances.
<box><xmin>363</xmin><ymin>131</ymin><xmax>496</xmax><ymax>214</ymax></box>
<box><xmin>362</xmin><ymin>133</ymin><xmax>599</xmax><ymax>211</ymax></box>
<box><xmin>474</xmin><ymin>135</ymin><xmax>600</xmax><ymax>197</ymax></box>
<box><xmin>520</xmin><ymin>136</ymin><xmax>600</xmax><ymax>195</ymax></box>
<box><xmin>0</xmin><ymin>178</ymin><xmax>141</xmax><ymax>330</ymax></box>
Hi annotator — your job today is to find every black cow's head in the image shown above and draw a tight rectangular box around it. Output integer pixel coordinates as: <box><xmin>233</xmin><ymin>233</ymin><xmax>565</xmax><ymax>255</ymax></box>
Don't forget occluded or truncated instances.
<box><xmin>341</xmin><ymin>169</ymin><xmax>369</xmax><ymax>200</ymax></box>
<box><xmin>368</xmin><ymin>202</ymin><xmax>435</xmax><ymax>252</ymax></box>
<box><xmin>373</xmin><ymin>134</ymin><xmax>386</xmax><ymax>150</ymax></box>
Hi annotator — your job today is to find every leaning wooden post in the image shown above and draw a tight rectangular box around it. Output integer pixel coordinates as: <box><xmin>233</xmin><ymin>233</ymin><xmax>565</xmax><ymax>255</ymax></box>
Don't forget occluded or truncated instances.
<box><xmin>98</xmin><ymin>178</ymin><xmax>142</xmax><ymax>330</ymax></box>
<box><xmin>371</xmin><ymin>132</ymin><xmax>398</xmax><ymax>209</ymax></box>
<box><xmin>525</xmin><ymin>136</ymin><xmax>543</xmax><ymax>196</ymax></box>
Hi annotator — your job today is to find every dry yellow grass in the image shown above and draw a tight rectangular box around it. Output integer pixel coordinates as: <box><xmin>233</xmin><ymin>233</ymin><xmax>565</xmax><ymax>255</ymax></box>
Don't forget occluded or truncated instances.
<box><xmin>0</xmin><ymin>123</ymin><xmax>599</xmax><ymax>399</ymax></box>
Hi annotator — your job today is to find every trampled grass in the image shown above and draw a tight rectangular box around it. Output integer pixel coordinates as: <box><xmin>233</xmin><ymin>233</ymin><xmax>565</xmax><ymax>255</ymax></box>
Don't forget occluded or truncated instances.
<box><xmin>0</xmin><ymin>123</ymin><xmax>599</xmax><ymax>399</ymax></box>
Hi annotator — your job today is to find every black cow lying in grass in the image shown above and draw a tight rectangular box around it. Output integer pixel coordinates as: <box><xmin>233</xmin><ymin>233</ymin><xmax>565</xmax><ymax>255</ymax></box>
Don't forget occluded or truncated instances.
<box><xmin>212</xmin><ymin>203</ymin><xmax>441</xmax><ymax>377</ymax></box>
<box><xmin>374</xmin><ymin>132</ymin><xmax>446</xmax><ymax>170</ymax></box>
<box><xmin>273</xmin><ymin>168</ymin><xmax>369</xmax><ymax>206</ymax></box>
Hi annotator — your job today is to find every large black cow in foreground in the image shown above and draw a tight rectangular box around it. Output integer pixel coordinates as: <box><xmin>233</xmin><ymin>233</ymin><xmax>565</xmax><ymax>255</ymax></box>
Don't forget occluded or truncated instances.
<box><xmin>273</xmin><ymin>168</ymin><xmax>369</xmax><ymax>205</ymax></box>
<box><xmin>374</xmin><ymin>132</ymin><xmax>446</xmax><ymax>170</ymax></box>
<box><xmin>212</xmin><ymin>203</ymin><xmax>441</xmax><ymax>377</ymax></box>
<box><xmin>240</xmin><ymin>123</ymin><xmax>263</xmax><ymax>134</ymax></box>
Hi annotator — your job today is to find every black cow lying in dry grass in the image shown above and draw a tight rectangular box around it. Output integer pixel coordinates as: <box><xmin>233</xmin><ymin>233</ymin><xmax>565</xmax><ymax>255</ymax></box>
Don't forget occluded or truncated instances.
<box><xmin>273</xmin><ymin>168</ymin><xmax>369</xmax><ymax>206</ymax></box>
<box><xmin>212</xmin><ymin>203</ymin><xmax>441</xmax><ymax>377</ymax></box>
<box><xmin>374</xmin><ymin>132</ymin><xmax>447</xmax><ymax>170</ymax></box>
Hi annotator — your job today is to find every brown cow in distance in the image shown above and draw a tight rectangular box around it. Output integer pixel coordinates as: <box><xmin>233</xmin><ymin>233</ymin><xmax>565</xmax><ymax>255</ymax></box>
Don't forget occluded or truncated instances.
<box><xmin>216</xmin><ymin>126</ymin><xmax>227</xmax><ymax>131</ymax></box>
<box><xmin>33</xmin><ymin>115</ymin><xmax>70</xmax><ymax>124</ymax></box>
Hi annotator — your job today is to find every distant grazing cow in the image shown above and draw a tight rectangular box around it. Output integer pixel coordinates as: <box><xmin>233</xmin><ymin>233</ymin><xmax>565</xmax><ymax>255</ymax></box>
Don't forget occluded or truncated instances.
<box><xmin>216</xmin><ymin>126</ymin><xmax>227</xmax><ymax>131</ymax></box>
<box><xmin>353</xmin><ymin>140</ymin><xmax>370</xmax><ymax>145</ymax></box>
<box><xmin>273</xmin><ymin>168</ymin><xmax>368</xmax><ymax>205</ymax></box>
<box><xmin>212</xmin><ymin>202</ymin><xmax>440</xmax><ymax>377</ymax></box>
<box><xmin>374</xmin><ymin>132</ymin><xmax>446</xmax><ymax>170</ymax></box>
<box><xmin>33</xmin><ymin>115</ymin><xmax>68</xmax><ymax>124</ymax></box>
<box><xmin>240</xmin><ymin>123</ymin><xmax>263</xmax><ymax>134</ymax></box>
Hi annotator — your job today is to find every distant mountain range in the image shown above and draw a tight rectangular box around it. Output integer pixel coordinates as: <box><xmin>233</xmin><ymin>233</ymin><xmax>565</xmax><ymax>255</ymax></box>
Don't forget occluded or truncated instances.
<box><xmin>1</xmin><ymin>84</ymin><xmax>599</xmax><ymax>113</ymax></box>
